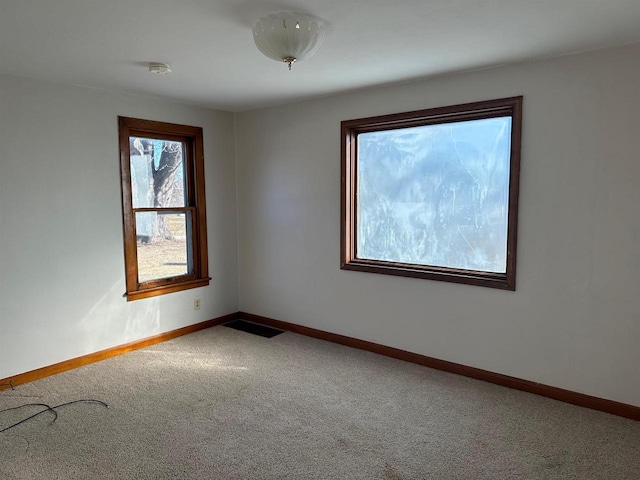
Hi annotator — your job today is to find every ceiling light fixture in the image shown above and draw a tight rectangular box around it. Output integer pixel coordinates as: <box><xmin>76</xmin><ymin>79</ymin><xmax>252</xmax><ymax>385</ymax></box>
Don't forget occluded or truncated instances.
<box><xmin>253</xmin><ymin>12</ymin><xmax>326</xmax><ymax>70</ymax></box>
<box><xmin>148</xmin><ymin>62</ymin><xmax>172</xmax><ymax>74</ymax></box>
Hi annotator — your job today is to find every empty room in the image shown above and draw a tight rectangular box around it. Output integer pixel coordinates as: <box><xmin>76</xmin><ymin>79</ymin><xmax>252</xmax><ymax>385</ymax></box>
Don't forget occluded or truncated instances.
<box><xmin>1</xmin><ymin>1</ymin><xmax>640</xmax><ymax>479</ymax></box>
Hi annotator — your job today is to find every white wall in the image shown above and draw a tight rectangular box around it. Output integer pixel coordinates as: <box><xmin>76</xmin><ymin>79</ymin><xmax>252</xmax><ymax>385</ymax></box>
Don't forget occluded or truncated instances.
<box><xmin>235</xmin><ymin>44</ymin><xmax>640</xmax><ymax>407</ymax></box>
<box><xmin>3</xmin><ymin>44</ymin><xmax>639</xmax><ymax>408</ymax></box>
<box><xmin>0</xmin><ymin>76</ymin><xmax>239</xmax><ymax>379</ymax></box>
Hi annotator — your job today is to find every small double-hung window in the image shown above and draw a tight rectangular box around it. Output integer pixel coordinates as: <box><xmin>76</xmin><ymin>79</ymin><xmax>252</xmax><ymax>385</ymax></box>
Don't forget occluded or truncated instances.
<box><xmin>118</xmin><ymin>117</ymin><xmax>209</xmax><ymax>301</ymax></box>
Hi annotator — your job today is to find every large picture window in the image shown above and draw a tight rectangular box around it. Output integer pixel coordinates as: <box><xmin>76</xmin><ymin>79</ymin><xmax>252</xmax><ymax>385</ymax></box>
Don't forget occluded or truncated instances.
<box><xmin>341</xmin><ymin>97</ymin><xmax>522</xmax><ymax>290</ymax></box>
<box><xmin>118</xmin><ymin>117</ymin><xmax>209</xmax><ymax>301</ymax></box>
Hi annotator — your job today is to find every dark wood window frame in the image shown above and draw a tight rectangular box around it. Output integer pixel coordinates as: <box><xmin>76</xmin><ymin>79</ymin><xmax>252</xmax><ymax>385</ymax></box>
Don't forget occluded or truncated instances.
<box><xmin>118</xmin><ymin>117</ymin><xmax>210</xmax><ymax>301</ymax></box>
<box><xmin>341</xmin><ymin>96</ymin><xmax>522</xmax><ymax>290</ymax></box>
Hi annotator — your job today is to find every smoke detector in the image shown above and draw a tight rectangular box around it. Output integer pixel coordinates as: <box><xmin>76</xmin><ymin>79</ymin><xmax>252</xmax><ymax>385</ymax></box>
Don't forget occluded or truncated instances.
<box><xmin>148</xmin><ymin>62</ymin><xmax>172</xmax><ymax>74</ymax></box>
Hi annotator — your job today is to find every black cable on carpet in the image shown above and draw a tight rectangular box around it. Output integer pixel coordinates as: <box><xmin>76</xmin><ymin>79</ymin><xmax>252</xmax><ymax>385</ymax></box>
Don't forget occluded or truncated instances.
<box><xmin>0</xmin><ymin>400</ymin><xmax>109</xmax><ymax>433</ymax></box>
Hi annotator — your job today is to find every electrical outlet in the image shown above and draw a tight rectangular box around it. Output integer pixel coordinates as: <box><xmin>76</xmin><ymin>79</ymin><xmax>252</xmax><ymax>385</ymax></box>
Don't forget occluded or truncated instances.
<box><xmin>194</xmin><ymin>298</ymin><xmax>201</xmax><ymax>310</ymax></box>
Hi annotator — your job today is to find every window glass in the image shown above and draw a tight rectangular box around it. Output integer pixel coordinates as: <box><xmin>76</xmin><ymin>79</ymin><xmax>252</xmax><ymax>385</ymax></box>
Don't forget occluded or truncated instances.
<box><xmin>135</xmin><ymin>211</ymin><xmax>193</xmax><ymax>282</ymax></box>
<box><xmin>356</xmin><ymin>117</ymin><xmax>512</xmax><ymax>273</ymax></box>
<box><xmin>129</xmin><ymin>137</ymin><xmax>187</xmax><ymax>209</ymax></box>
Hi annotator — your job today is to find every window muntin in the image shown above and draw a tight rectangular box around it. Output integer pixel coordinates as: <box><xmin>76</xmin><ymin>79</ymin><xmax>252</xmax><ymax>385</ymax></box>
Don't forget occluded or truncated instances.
<box><xmin>341</xmin><ymin>97</ymin><xmax>522</xmax><ymax>290</ymax></box>
<box><xmin>119</xmin><ymin>117</ymin><xmax>209</xmax><ymax>301</ymax></box>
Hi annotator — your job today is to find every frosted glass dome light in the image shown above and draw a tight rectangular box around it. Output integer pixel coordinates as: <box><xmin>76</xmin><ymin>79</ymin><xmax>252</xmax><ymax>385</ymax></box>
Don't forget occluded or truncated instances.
<box><xmin>253</xmin><ymin>12</ymin><xmax>326</xmax><ymax>70</ymax></box>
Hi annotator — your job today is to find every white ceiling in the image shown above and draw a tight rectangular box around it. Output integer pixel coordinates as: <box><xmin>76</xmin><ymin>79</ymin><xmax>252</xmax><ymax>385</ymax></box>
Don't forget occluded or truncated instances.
<box><xmin>2</xmin><ymin>1</ymin><xmax>640</xmax><ymax>112</ymax></box>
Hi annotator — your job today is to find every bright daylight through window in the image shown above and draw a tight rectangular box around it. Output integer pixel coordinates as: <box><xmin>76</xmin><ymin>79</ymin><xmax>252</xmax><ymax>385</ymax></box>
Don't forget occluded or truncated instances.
<box><xmin>341</xmin><ymin>97</ymin><xmax>522</xmax><ymax>290</ymax></box>
<box><xmin>118</xmin><ymin>117</ymin><xmax>209</xmax><ymax>301</ymax></box>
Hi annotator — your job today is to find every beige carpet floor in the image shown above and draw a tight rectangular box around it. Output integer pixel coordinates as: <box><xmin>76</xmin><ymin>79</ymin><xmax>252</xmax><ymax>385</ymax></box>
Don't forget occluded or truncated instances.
<box><xmin>1</xmin><ymin>322</ymin><xmax>639</xmax><ymax>479</ymax></box>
